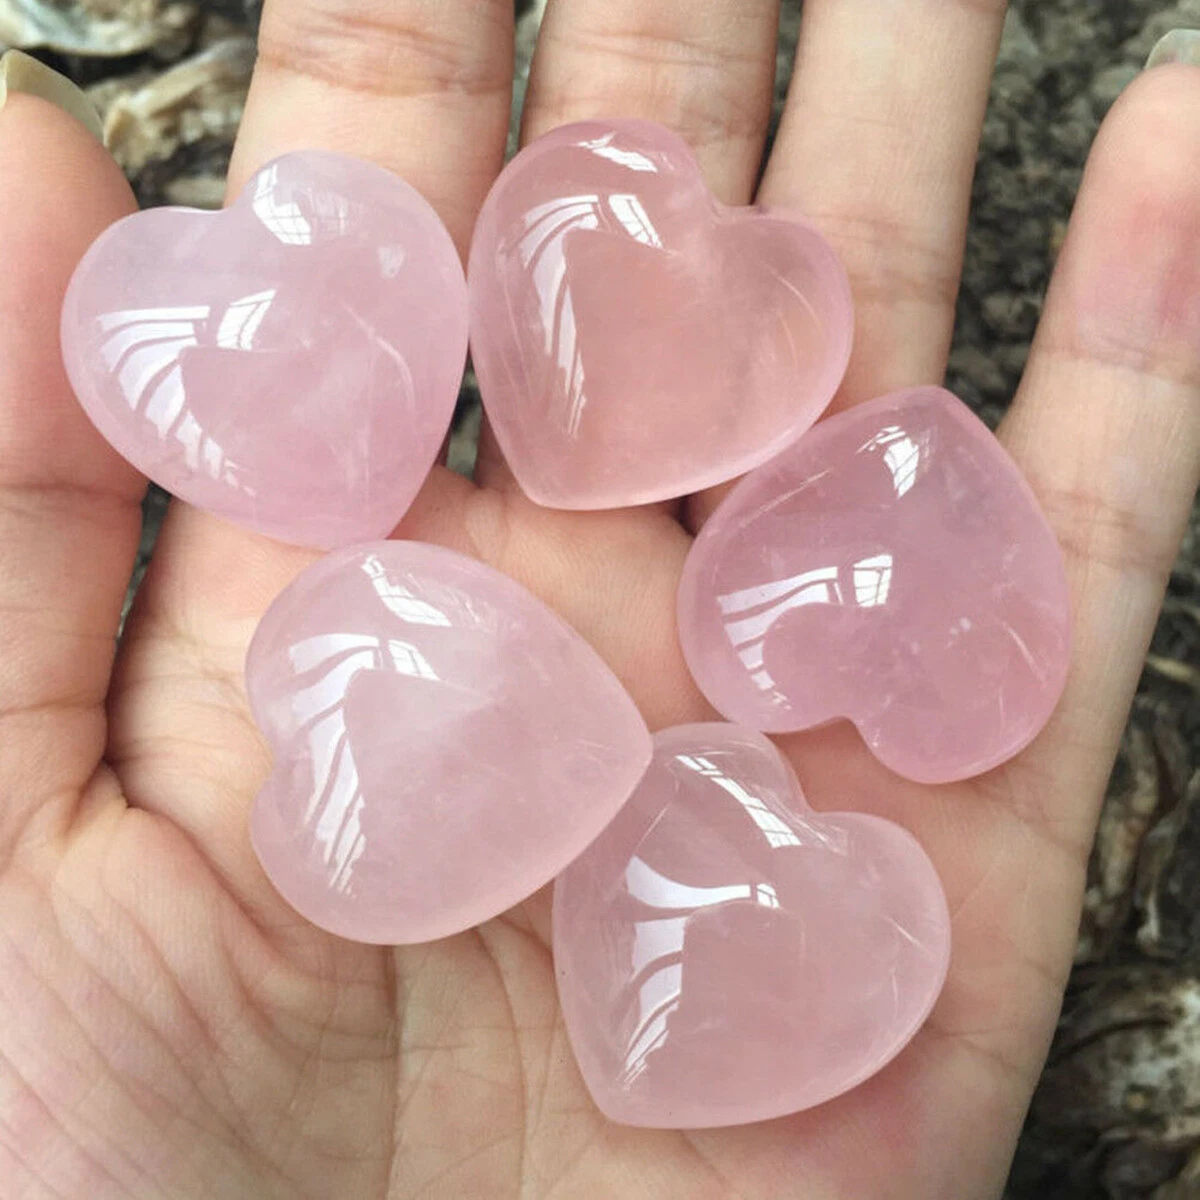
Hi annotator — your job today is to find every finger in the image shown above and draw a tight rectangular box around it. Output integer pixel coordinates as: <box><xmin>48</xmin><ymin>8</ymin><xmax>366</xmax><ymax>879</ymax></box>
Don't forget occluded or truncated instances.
<box><xmin>687</xmin><ymin>0</ymin><xmax>1008</xmax><ymax>530</ymax></box>
<box><xmin>113</xmin><ymin>1</ymin><xmax>516</xmax><ymax>917</ymax></box>
<box><xmin>760</xmin><ymin>60</ymin><xmax>1200</xmax><ymax>1196</ymax></box>
<box><xmin>767</xmin><ymin>0</ymin><xmax>1008</xmax><ymax>395</ymax></box>
<box><xmin>148</xmin><ymin>0</ymin><xmax>517</xmax><ymax>600</ymax></box>
<box><xmin>689</xmin><ymin>64</ymin><xmax>1200</xmax><ymax>1199</ymax></box>
<box><xmin>473</xmin><ymin>0</ymin><xmax>781</xmax><ymax>493</ymax></box>
<box><xmin>0</xmin><ymin>73</ymin><xmax>142</xmax><ymax>855</ymax></box>
<box><xmin>231</xmin><ymin>0</ymin><xmax>515</xmax><ymax>252</ymax></box>
<box><xmin>220</xmin><ymin>0</ymin><xmax>514</xmax><ymax>556</ymax></box>
<box><xmin>873</xmin><ymin>63</ymin><xmax>1200</xmax><ymax>1193</ymax></box>
<box><xmin>523</xmin><ymin>0</ymin><xmax>780</xmax><ymax>203</ymax></box>
<box><xmin>142</xmin><ymin>0</ymin><xmax>518</xmax><ymax>640</ymax></box>
<box><xmin>997</xmin><ymin>62</ymin><xmax>1200</xmax><ymax>853</ymax></box>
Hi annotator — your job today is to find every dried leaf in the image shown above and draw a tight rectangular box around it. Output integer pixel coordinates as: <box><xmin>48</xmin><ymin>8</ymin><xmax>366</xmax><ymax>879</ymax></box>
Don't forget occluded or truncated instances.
<box><xmin>1154</xmin><ymin>1145</ymin><xmax>1200</xmax><ymax>1198</ymax></box>
<box><xmin>1135</xmin><ymin>770</ymin><xmax>1200</xmax><ymax>959</ymax></box>
<box><xmin>1080</xmin><ymin>720</ymin><xmax>1163</xmax><ymax>961</ymax></box>
<box><xmin>0</xmin><ymin>0</ymin><xmax>198</xmax><ymax>58</ymax></box>
<box><xmin>1146</xmin><ymin>655</ymin><xmax>1200</xmax><ymax>691</ymax></box>
<box><xmin>88</xmin><ymin>35</ymin><xmax>253</xmax><ymax>181</ymax></box>
<box><xmin>1037</xmin><ymin>969</ymin><xmax>1200</xmax><ymax>1139</ymax></box>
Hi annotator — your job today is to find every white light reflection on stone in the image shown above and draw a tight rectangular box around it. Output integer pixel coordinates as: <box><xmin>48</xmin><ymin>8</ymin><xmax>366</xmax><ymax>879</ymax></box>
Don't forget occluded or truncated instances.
<box><xmin>617</xmin><ymin>752</ymin><xmax>806</xmax><ymax>1086</ymax></box>
<box><xmin>285</xmin><ymin>631</ymin><xmax>442</xmax><ymax>893</ymax></box>
<box><xmin>361</xmin><ymin>555</ymin><xmax>453</xmax><ymax>627</ymax></box>
<box><xmin>862</xmin><ymin>424</ymin><xmax>923</xmax><ymax>498</ymax></box>
<box><xmin>96</xmin><ymin>303</ymin><xmax>246</xmax><ymax>484</ymax></box>
<box><xmin>579</xmin><ymin>134</ymin><xmax>658</xmax><ymax>173</ymax></box>
<box><xmin>718</xmin><ymin>554</ymin><xmax>897</xmax><ymax>691</ymax></box>
<box><xmin>513</xmin><ymin>185</ymin><xmax>666</xmax><ymax>438</ymax></box>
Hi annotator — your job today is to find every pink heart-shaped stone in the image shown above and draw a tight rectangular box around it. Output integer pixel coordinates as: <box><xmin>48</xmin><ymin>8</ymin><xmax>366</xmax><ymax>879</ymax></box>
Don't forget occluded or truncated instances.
<box><xmin>468</xmin><ymin>120</ymin><xmax>854</xmax><ymax>510</ymax></box>
<box><xmin>554</xmin><ymin>723</ymin><xmax>951</xmax><ymax>1128</ymax></box>
<box><xmin>678</xmin><ymin>387</ymin><xmax>1072</xmax><ymax>784</ymax></box>
<box><xmin>61</xmin><ymin>152</ymin><xmax>468</xmax><ymax>549</ymax></box>
<box><xmin>246</xmin><ymin>541</ymin><xmax>653</xmax><ymax>944</ymax></box>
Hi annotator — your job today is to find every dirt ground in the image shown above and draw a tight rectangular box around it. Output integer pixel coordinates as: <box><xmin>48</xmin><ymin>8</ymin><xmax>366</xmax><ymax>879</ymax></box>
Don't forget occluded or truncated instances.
<box><xmin>5</xmin><ymin>1</ymin><xmax>1199</xmax><ymax>1195</ymax></box>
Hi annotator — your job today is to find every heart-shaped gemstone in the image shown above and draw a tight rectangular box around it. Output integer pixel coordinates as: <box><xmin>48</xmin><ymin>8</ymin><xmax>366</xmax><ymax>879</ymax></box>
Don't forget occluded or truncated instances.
<box><xmin>553</xmin><ymin>723</ymin><xmax>951</xmax><ymax>1128</ymax></box>
<box><xmin>678</xmin><ymin>387</ymin><xmax>1071</xmax><ymax>784</ymax></box>
<box><xmin>61</xmin><ymin>151</ymin><xmax>467</xmax><ymax>549</ymax></box>
<box><xmin>468</xmin><ymin>120</ymin><xmax>854</xmax><ymax>510</ymax></box>
<box><xmin>247</xmin><ymin>541</ymin><xmax>653</xmax><ymax>944</ymax></box>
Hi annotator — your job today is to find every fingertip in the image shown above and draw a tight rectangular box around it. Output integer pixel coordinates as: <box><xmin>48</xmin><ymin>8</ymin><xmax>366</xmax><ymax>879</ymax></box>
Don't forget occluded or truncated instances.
<box><xmin>1045</xmin><ymin>62</ymin><xmax>1200</xmax><ymax>375</ymax></box>
<box><xmin>1100</xmin><ymin>60</ymin><xmax>1200</xmax><ymax>170</ymax></box>
<box><xmin>0</xmin><ymin>49</ymin><xmax>103</xmax><ymax>143</ymax></box>
<box><xmin>0</xmin><ymin>50</ymin><xmax>130</xmax><ymax>226</ymax></box>
<box><xmin>0</xmin><ymin>89</ymin><xmax>134</xmax><ymax>239</ymax></box>
<box><xmin>1145</xmin><ymin>29</ymin><xmax>1200</xmax><ymax>71</ymax></box>
<box><xmin>0</xmin><ymin>88</ymin><xmax>139</xmax><ymax>496</ymax></box>
<box><xmin>0</xmin><ymin>85</ymin><xmax>135</xmax><ymax>364</ymax></box>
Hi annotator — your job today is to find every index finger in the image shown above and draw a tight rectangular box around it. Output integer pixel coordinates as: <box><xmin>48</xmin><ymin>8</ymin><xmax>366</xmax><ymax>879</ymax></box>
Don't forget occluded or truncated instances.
<box><xmin>232</xmin><ymin>0</ymin><xmax>515</xmax><ymax>253</ymax></box>
<box><xmin>116</xmin><ymin>0</ymin><xmax>516</xmax><ymax>917</ymax></box>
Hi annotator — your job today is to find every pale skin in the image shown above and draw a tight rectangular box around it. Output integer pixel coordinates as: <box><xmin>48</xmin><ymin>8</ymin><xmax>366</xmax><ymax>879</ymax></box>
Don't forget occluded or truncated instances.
<box><xmin>2</xmin><ymin>1</ymin><xmax>1199</xmax><ymax>1195</ymax></box>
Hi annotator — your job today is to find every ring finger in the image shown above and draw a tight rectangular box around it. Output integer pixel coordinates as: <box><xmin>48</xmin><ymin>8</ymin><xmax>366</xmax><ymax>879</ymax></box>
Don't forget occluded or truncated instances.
<box><xmin>688</xmin><ymin>0</ymin><xmax>1010</xmax><ymax>528</ymax></box>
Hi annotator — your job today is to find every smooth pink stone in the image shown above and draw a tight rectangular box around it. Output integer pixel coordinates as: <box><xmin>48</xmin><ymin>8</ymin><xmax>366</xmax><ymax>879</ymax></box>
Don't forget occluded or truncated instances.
<box><xmin>246</xmin><ymin>541</ymin><xmax>652</xmax><ymax>944</ymax></box>
<box><xmin>468</xmin><ymin>120</ymin><xmax>854</xmax><ymax>510</ymax></box>
<box><xmin>554</xmin><ymin>723</ymin><xmax>951</xmax><ymax>1128</ymax></box>
<box><xmin>61</xmin><ymin>151</ymin><xmax>467</xmax><ymax>549</ymax></box>
<box><xmin>678</xmin><ymin>387</ymin><xmax>1072</xmax><ymax>784</ymax></box>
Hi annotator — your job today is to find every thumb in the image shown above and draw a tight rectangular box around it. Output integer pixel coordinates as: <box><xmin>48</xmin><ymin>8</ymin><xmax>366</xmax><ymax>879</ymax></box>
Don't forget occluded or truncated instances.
<box><xmin>0</xmin><ymin>56</ymin><xmax>144</xmax><ymax>858</ymax></box>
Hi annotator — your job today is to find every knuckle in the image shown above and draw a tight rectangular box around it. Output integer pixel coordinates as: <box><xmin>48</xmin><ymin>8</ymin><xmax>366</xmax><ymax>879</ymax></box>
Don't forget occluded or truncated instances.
<box><xmin>813</xmin><ymin>209</ymin><xmax>963</xmax><ymax>314</ymax></box>
<box><xmin>257</xmin><ymin>0</ymin><xmax>512</xmax><ymax>99</ymax></box>
<box><xmin>1029</xmin><ymin>474</ymin><xmax>1179</xmax><ymax>583</ymax></box>
<box><xmin>527</xmin><ymin>24</ymin><xmax>772</xmax><ymax>153</ymax></box>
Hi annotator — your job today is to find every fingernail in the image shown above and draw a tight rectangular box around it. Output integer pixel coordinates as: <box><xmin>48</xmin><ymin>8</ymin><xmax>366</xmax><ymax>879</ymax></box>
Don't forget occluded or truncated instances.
<box><xmin>1146</xmin><ymin>29</ymin><xmax>1200</xmax><ymax>70</ymax></box>
<box><xmin>0</xmin><ymin>49</ymin><xmax>104</xmax><ymax>143</ymax></box>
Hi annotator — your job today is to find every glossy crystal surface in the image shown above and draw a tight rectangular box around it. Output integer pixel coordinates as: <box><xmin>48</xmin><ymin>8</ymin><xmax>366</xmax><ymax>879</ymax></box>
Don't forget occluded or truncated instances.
<box><xmin>61</xmin><ymin>151</ymin><xmax>468</xmax><ymax>548</ymax></box>
<box><xmin>554</xmin><ymin>723</ymin><xmax>951</xmax><ymax>1128</ymax></box>
<box><xmin>678</xmin><ymin>387</ymin><xmax>1071</xmax><ymax>784</ymax></box>
<box><xmin>247</xmin><ymin>541</ymin><xmax>653</xmax><ymax>945</ymax></box>
<box><xmin>468</xmin><ymin>119</ymin><xmax>854</xmax><ymax>510</ymax></box>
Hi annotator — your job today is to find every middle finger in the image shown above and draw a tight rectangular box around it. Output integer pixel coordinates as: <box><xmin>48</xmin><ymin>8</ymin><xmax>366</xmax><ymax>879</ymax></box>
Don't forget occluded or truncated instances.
<box><xmin>523</xmin><ymin>0</ymin><xmax>781</xmax><ymax>203</ymax></box>
<box><xmin>473</xmin><ymin>0</ymin><xmax>782</xmax><ymax>493</ymax></box>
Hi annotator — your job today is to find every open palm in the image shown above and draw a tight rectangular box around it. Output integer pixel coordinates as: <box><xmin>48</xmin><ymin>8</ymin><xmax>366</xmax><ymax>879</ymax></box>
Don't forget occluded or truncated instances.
<box><xmin>4</xmin><ymin>3</ymin><xmax>1200</xmax><ymax>1197</ymax></box>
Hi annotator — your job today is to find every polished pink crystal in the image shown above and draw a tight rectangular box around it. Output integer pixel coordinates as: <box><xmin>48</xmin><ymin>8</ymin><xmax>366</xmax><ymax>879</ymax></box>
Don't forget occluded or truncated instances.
<box><xmin>468</xmin><ymin>120</ymin><xmax>854</xmax><ymax>510</ymax></box>
<box><xmin>61</xmin><ymin>152</ymin><xmax>467</xmax><ymax>549</ymax></box>
<box><xmin>554</xmin><ymin>723</ymin><xmax>951</xmax><ymax>1128</ymax></box>
<box><xmin>678</xmin><ymin>387</ymin><xmax>1071</xmax><ymax>784</ymax></box>
<box><xmin>246</xmin><ymin>541</ymin><xmax>653</xmax><ymax>944</ymax></box>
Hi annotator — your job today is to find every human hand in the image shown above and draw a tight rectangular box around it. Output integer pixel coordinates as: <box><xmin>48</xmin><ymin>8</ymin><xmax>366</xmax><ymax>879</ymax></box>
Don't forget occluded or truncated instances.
<box><xmin>2</xmin><ymin>4</ymin><xmax>1198</xmax><ymax>1197</ymax></box>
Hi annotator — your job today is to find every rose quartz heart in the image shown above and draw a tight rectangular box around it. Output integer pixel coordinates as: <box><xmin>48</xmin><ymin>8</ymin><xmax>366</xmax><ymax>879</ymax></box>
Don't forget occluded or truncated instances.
<box><xmin>678</xmin><ymin>386</ymin><xmax>1071</xmax><ymax>784</ymax></box>
<box><xmin>246</xmin><ymin>541</ymin><xmax>653</xmax><ymax>944</ymax></box>
<box><xmin>554</xmin><ymin>723</ymin><xmax>951</xmax><ymax>1128</ymax></box>
<box><xmin>61</xmin><ymin>151</ymin><xmax>467</xmax><ymax>549</ymax></box>
<box><xmin>468</xmin><ymin>119</ymin><xmax>854</xmax><ymax>510</ymax></box>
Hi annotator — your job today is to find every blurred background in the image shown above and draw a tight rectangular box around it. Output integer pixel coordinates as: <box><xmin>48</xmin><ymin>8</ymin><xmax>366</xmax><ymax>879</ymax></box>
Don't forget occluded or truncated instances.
<box><xmin>3</xmin><ymin>1</ymin><xmax>1200</xmax><ymax>1195</ymax></box>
